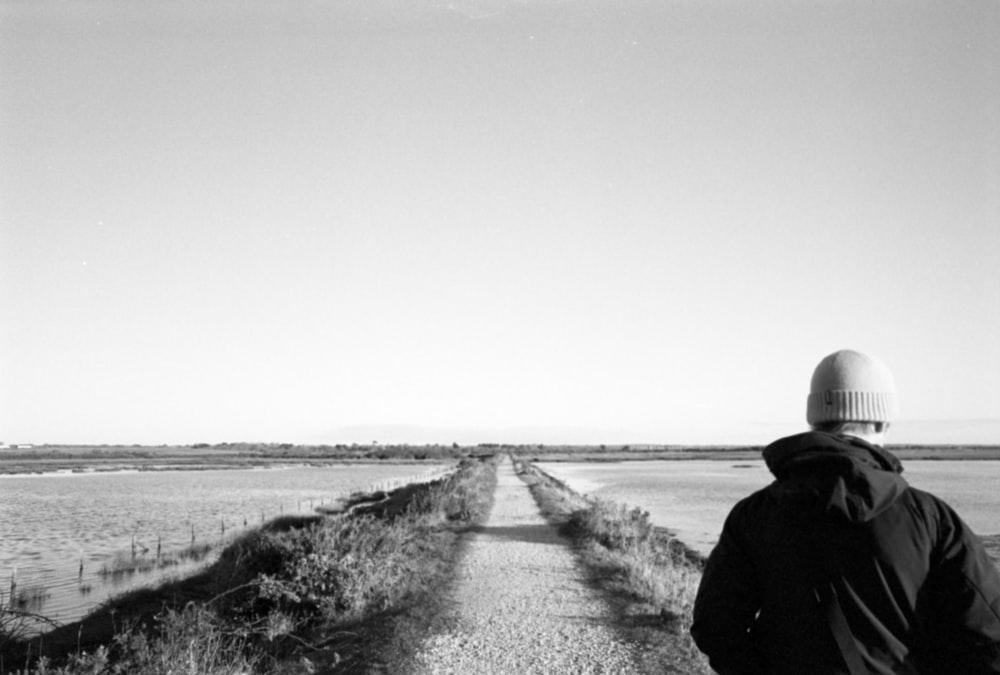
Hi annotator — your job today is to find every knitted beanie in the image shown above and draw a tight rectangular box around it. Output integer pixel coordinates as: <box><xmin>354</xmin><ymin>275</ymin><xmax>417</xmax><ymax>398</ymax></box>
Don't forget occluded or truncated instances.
<box><xmin>806</xmin><ymin>349</ymin><xmax>898</xmax><ymax>425</ymax></box>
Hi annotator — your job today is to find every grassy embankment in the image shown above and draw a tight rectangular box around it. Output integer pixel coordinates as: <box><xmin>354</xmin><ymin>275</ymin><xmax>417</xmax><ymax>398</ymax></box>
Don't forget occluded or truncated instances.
<box><xmin>514</xmin><ymin>458</ymin><xmax>712</xmax><ymax>675</ymax></box>
<box><xmin>1</xmin><ymin>455</ymin><xmax>499</xmax><ymax>675</ymax></box>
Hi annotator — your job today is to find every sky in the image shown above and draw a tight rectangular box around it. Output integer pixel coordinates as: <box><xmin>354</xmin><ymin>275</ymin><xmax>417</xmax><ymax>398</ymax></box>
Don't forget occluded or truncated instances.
<box><xmin>1</xmin><ymin>0</ymin><xmax>998</xmax><ymax>447</ymax></box>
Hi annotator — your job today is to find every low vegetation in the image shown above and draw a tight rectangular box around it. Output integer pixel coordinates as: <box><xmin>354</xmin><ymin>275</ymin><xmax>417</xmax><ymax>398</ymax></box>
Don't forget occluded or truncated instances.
<box><xmin>515</xmin><ymin>458</ymin><xmax>713</xmax><ymax>675</ymax></box>
<box><xmin>97</xmin><ymin>542</ymin><xmax>215</xmax><ymax>581</ymax></box>
<box><xmin>1</xmin><ymin>455</ymin><xmax>499</xmax><ymax>675</ymax></box>
<box><xmin>7</xmin><ymin>442</ymin><xmax>998</xmax><ymax>475</ymax></box>
<box><xmin>0</xmin><ymin>443</ymin><xmax>476</xmax><ymax>474</ymax></box>
<box><xmin>507</xmin><ymin>444</ymin><xmax>1000</xmax><ymax>463</ymax></box>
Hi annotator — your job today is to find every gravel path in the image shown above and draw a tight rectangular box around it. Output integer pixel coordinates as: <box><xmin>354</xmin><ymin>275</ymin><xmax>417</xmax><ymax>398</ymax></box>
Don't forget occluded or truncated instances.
<box><xmin>405</xmin><ymin>457</ymin><xmax>644</xmax><ymax>674</ymax></box>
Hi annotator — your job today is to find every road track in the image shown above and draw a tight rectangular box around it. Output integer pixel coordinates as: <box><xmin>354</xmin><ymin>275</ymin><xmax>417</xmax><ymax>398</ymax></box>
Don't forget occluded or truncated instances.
<box><xmin>397</xmin><ymin>457</ymin><xmax>645</xmax><ymax>674</ymax></box>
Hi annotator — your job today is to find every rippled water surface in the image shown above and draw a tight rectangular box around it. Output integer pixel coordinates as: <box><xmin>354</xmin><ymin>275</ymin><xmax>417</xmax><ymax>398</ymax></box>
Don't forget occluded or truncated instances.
<box><xmin>0</xmin><ymin>463</ymin><xmax>447</xmax><ymax>628</ymax></box>
<box><xmin>538</xmin><ymin>460</ymin><xmax>1000</xmax><ymax>558</ymax></box>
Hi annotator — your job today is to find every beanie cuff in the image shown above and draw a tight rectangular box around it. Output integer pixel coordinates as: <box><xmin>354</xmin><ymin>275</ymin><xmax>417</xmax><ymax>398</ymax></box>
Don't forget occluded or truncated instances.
<box><xmin>807</xmin><ymin>390</ymin><xmax>897</xmax><ymax>425</ymax></box>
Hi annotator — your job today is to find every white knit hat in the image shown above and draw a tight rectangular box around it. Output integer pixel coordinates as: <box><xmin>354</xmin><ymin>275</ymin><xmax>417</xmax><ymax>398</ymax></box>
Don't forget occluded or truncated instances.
<box><xmin>806</xmin><ymin>349</ymin><xmax>898</xmax><ymax>425</ymax></box>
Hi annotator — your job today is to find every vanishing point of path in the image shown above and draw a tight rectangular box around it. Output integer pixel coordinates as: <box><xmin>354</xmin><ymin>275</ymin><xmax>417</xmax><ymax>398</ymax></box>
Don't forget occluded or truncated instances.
<box><xmin>405</xmin><ymin>457</ymin><xmax>644</xmax><ymax>674</ymax></box>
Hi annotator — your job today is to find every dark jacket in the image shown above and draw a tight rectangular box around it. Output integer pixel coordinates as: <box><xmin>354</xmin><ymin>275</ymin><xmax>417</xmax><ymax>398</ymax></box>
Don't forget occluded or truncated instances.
<box><xmin>690</xmin><ymin>431</ymin><xmax>1000</xmax><ymax>675</ymax></box>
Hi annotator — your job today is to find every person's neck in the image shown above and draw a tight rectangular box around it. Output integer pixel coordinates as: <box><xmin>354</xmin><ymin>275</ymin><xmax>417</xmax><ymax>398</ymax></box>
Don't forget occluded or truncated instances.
<box><xmin>843</xmin><ymin>430</ymin><xmax>887</xmax><ymax>447</ymax></box>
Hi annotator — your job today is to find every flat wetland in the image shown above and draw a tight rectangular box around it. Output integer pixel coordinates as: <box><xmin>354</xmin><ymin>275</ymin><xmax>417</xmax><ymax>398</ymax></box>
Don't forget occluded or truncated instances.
<box><xmin>6</xmin><ymin>441</ymin><xmax>999</xmax><ymax>475</ymax></box>
<box><xmin>0</xmin><ymin>442</ymin><xmax>460</xmax><ymax>475</ymax></box>
<box><xmin>4</xmin><ymin>442</ymin><xmax>998</xmax><ymax>637</ymax></box>
<box><xmin>1</xmin><ymin>444</ymin><xmax>460</xmax><ymax>631</ymax></box>
<box><xmin>517</xmin><ymin>444</ymin><xmax>1000</xmax><ymax>463</ymax></box>
<box><xmin>530</xmin><ymin>444</ymin><xmax>1000</xmax><ymax>569</ymax></box>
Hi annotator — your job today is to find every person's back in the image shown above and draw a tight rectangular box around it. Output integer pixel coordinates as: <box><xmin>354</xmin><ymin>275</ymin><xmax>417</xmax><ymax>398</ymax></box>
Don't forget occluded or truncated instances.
<box><xmin>690</xmin><ymin>350</ymin><xmax>1000</xmax><ymax>674</ymax></box>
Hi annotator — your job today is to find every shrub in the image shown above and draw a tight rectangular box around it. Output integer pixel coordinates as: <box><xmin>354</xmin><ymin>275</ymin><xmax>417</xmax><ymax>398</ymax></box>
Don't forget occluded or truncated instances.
<box><xmin>567</xmin><ymin>501</ymin><xmax>656</xmax><ymax>550</ymax></box>
<box><xmin>250</xmin><ymin>514</ymin><xmax>433</xmax><ymax>625</ymax></box>
<box><xmin>12</xmin><ymin>605</ymin><xmax>255</xmax><ymax>675</ymax></box>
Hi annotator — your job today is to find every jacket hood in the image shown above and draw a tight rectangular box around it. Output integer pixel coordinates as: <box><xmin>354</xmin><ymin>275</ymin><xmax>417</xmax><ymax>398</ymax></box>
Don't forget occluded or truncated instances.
<box><xmin>762</xmin><ymin>431</ymin><xmax>908</xmax><ymax>523</ymax></box>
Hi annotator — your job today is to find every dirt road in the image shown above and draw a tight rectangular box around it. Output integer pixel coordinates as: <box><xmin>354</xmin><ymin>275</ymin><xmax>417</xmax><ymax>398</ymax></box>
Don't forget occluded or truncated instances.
<box><xmin>396</xmin><ymin>457</ymin><xmax>645</xmax><ymax>674</ymax></box>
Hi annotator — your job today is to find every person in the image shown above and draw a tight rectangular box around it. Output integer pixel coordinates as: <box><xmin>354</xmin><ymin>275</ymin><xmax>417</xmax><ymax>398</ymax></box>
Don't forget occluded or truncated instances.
<box><xmin>690</xmin><ymin>349</ymin><xmax>1000</xmax><ymax>674</ymax></box>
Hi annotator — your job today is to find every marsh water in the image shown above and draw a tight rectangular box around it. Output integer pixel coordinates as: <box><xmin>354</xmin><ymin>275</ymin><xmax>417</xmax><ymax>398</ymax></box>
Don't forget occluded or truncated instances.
<box><xmin>6</xmin><ymin>458</ymin><xmax>997</xmax><ymax>634</ymax></box>
<box><xmin>0</xmin><ymin>463</ymin><xmax>448</xmax><ymax>629</ymax></box>
<box><xmin>538</xmin><ymin>460</ymin><xmax>1000</xmax><ymax>559</ymax></box>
